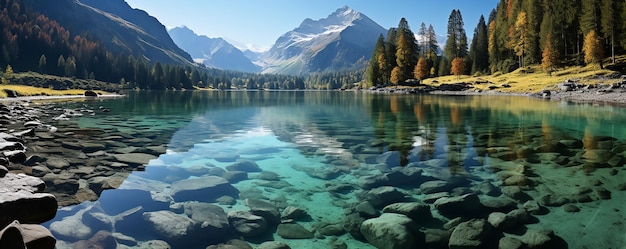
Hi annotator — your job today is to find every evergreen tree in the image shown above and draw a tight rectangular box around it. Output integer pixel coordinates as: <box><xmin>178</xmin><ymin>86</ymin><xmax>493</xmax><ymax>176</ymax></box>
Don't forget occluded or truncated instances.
<box><xmin>385</xmin><ymin>28</ymin><xmax>398</xmax><ymax>74</ymax></box>
<box><xmin>367</xmin><ymin>34</ymin><xmax>386</xmax><ymax>86</ymax></box>
<box><xmin>487</xmin><ymin>9</ymin><xmax>499</xmax><ymax>73</ymax></box>
<box><xmin>38</xmin><ymin>54</ymin><xmax>46</xmax><ymax>72</ymax></box>
<box><xmin>469</xmin><ymin>15</ymin><xmax>489</xmax><ymax>74</ymax></box>
<box><xmin>600</xmin><ymin>0</ymin><xmax>622</xmax><ymax>63</ymax></box>
<box><xmin>443</xmin><ymin>9</ymin><xmax>468</xmax><ymax>75</ymax></box>
<box><xmin>426</xmin><ymin>24</ymin><xmax>439</xmax><ymax>60</ymax></box>
<box><xmin>418</xmin><ymin>22</ymin><xmax>427</xmax><ymax>57</ymax></box>
<box><xmin>395</xmin><ymin>18</ymin><xmax>419</xmax><ymax>81</ymax></box>
<box><xmin>580</xmin><ymin>0</ymin><xmax>600</xmax><ymax>36</ymax></box>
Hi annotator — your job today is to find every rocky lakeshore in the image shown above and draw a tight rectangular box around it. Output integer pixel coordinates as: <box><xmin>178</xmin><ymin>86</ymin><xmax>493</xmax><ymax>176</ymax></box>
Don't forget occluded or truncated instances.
<box><xmin>369</xmin><ymin>79</ymin><xmax>626</xmax><ymax>105</ymax></box>
<box><xmin>0</xmin><ymin>98</ymin><xmax>168</xmax><ymax>248</ymax></box>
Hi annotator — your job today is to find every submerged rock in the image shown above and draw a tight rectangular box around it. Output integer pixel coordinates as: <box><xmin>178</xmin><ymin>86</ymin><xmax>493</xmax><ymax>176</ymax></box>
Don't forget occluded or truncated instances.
<box><xmin>258</xmin><ymin>241</ymin><xmax>291</xmax><ymax>249</ymax></box>
<box><xmin>448</xmin><ymin>219</ymin><xmax>499</xmax><ymax>249</ymax></box>
<box><xmin>277</xmin><ymin>223</ymin><xmax>314</xmax><ymax>239</ymax></box>
<box><xmin>227</xmin><ymin>211</ymin><xmax>268</xmax><ymax>237</ymax></box>
<box><xmin>382</xmin><ymin>202</ymin><xmax>432</xmax><ymax>223</ymax></box>
<box><xmin>434</xmin><ymin>193</ymin><xmax>484</xmax><ymax>217</ymax></box>
<box><xmin>360</xmin><ymin>213</ymin><xmax>423</xmax><ymax>249</ymax></box>
<box><xmin>171</xmin><ymin>176</ymin><xmax>239</xmax><ymax>202</ymax></box>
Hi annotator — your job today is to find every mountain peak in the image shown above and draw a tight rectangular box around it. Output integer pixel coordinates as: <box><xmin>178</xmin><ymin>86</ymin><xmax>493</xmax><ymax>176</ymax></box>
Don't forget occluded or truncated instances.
<box><xmin>333</xmin><ymin>6</ymin><xmax>359</xmax><ymax>19</ymax></box>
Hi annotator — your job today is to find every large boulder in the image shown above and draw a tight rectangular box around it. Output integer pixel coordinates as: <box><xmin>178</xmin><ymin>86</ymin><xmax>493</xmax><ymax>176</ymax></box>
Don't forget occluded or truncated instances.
<box><xmin>448</xmin><ymin>219</ymin><xmax>499</xmax><ymax>249</ymax></box>
<box><xmin>360</xmin><ymin>213</ymin><xmax>423</xmax><ymax>249</ymax></box>
<box><xmin>434</xmin><ymin>193</ymin><xmax>484</xmax><ymax>217</ymax></box>
<box><xmin>226</xmin><ymin>160</ymin><xmax>262</xmax><ymax>172</ymax></box>
<box><xmin>227</xmin><ymin>211</ymin><xmax>268</xmax><ymax>238</ymax></box>
<box><xmin>143</xmin><ymin>211</ymin><xmax>198</xmax><ymax>247</ymax></box>
<box><xmin>382</xmin><ymin>202</ymin><xmax>432</xmax><ymax>223</ymax></box>
<box><xmin>365</xmin><ymin>186</ymin><xmax>406</xmax><ymax>208</ymax></box>
<box><xmin>246</xmin><ymin>198</ymin><xmax>280</xmax><ymax>225</ymax></box>
<box><xmin>182</xmin><ymin>202</ymin><xmax>234</xmax><ymax>240</ymax></box>
<box><xmin>0</xmin><ymin>173</ymin><xmax>57</xmax><ymax>226</ymax></box>
<box><xmin>276</xmin><ymin>223</ymin><xmax>314</xmax><ymax>239</ymax></box>
<box><xmin>171</xmin><ymin>176</ymin><xmax>239</xmax><ymax>202</ymax></box>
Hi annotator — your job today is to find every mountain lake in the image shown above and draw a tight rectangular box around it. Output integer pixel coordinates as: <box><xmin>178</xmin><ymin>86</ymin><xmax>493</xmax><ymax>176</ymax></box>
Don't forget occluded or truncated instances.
<box><xmin>41</xmin><ymin>90</ymin><xmax>626</xmax><ymax>249</ymax></box>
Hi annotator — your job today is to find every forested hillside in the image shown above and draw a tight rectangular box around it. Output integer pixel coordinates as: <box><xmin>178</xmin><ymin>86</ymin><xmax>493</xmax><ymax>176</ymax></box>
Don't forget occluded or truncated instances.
<box><xmin>367</xmin><ymin>0</ymin><xmax>626</xmax><ymax>86</ymax></box>
<box><xmin>0</xmin><ymin>0</ymin><xmax>363</xmax><ymax>90</ymax></box>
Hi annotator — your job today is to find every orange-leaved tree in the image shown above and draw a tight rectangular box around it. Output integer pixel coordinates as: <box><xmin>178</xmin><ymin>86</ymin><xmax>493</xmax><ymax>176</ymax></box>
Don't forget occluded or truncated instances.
<box><xmin>541</xmin><ymin>34</ymin><xmax>559</xmax><ymax>75</ymax></box>
<box><xmin>582</xmin><ymin>30</ymin><xmax>604</xmax><ymax>69</ymax></box>
<box><xmin>413</xmin><ymin>57</ymin><xmax>429</xmax><ymax>81</ymax></box>
<box><xmin>390</xmin><ymin>66</ymin><xmax>402</xmax><ymax>85</ymax></box>
<box><xmin>451</xmin><ymin>57</ymin><xmax>465</xmax><ymax>80</ymax></box>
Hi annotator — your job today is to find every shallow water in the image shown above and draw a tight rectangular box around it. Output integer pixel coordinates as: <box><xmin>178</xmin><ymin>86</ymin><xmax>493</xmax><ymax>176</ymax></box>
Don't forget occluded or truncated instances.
<box><xmin>43</xmin><ymin>91</ymin><xmax>626</xmax><ymax>249</ymax></box>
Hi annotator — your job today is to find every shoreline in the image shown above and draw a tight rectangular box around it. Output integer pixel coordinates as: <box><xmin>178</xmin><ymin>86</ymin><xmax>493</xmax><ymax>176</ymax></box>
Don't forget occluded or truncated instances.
<box><xmin>0</xmin><ymin>94</ymin><xmax>125</xmax><ymax>102</ymax></box>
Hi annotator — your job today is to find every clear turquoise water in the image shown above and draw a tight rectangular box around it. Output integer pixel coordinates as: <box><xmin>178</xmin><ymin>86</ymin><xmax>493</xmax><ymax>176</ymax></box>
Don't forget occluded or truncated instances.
<box><xmin>44</xmin><ymin>91</ymin><xmax>626</xmax><ymax>249</ymax></box>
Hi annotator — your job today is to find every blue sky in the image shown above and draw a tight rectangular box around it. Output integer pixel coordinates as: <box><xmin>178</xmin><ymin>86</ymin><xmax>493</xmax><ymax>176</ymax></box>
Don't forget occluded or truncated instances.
<box><xmin>124</xmin><ymin>0</ymin><xmax>498</xmax><ymax>52</ymax></box>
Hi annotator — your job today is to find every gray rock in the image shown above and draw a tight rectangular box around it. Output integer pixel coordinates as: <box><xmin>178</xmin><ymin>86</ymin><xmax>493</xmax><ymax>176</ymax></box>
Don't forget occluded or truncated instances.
<box><xmin>281</xmin><ymin>206</ymin><xmax>308</xmax><ymax>220</ymax></box>
<box><xmin>258</xmin><ymin>241</ymin><xmax>291</xmax><ymax>249</ymax></box>
<box><xmin>420</xmin><ymin>180</ymin><xmax>452</xmax><ymax>194</ymax></box>
<box><xmin>376</xmin><ymin>151</ymin><xmax>401</xmax><ymax>167</ymax></box>
<box><xmin>434</xmin><ymin>193</ymin><xmax>483</xmax><ymax>217</ymax></box>
<box><xmin>360</xmin><ymin>213</ymin><xmax>423</xmax><ymax>249</ymax></box>
<box><xmin>226</xmin><ymin>160</ymin><xmax>261</xmax><ymax>172</ymax></box>
<box><xmin>448</xmin><ymin>219</ymin><xmax>498</xmax><ymax>249</ymax></box>
<box><xmin>182</xmin><ymin>202</ymin><xmax>232</xmax><ymax>239</ymax></box>
<box><xmin>227</xmin><ymin>210</ymin><xmax>268</xmax><ymax>237</ymax></box>
<box><xmin>49</xmin><ymin>209</ymin><xmax>93</xmax><ymax>241</ymax></box>
<box><xmin>112</xmin><ymin>153</ymin><xmax>157</xmax><ymax>166</ymax></box>
<box><xmin>382</xmin><ymin>202</ymin><xmax>432</xmax><ymax>222</ymax></box>
<box><xmin>365</xmin><ymin>186</ymin><xmax>406</xmax><ymax>208</ymax></box>
<box><xmin>72</xmin><ymin>230</ymin><xmax>116</xmax><ymax>249</ymax></box>
<box><xmin>21</xmin><ymin>224</ymin><xmax>56</xmax><ymax>249</ymax></box>
<box><xmin>246</xmin><ymin>198</ymin><xmax>280</xmax><ymax>225</ymax></box>
<box><xmin>222</xmin><ymin>171</ymin><xmax>248</xmax><ymax>183</ymax></box>
<box><xmin>385</xmin><ymin>167</ymin><xmax>428</xmax><ymax>187</ymax></box>
<box><xmin>499</xmin><ymin>236</ymin><xmax>524</xmax><ymax>249</ymax></box>
<box><xmin>171</xmin><ymin>176</ymin><xmax>239</xmax><ymax>202</ymax></box>
<box><xmin>357</xmin><ymin>174</ymin><xmax>389</xmax><ymax>189</ymax></box>
<box><xmin>0</xmin><ymin>174</ymin><xmax>57</xmax><ymax>225</ymax></box>
<box><xmin>356</xmin><ymin>202</ymin><xmax>378</xmax><ymax>218</ymax></box>
<box><xmin>112</xmin><ymin>232</ymin><xmax>137</xmax><ymax>247</ymax></box>
<box><xmin>423</xmin><ymin>229</ymin><xmax>451</xmax><ymax>249</ymax></box>
<box><xmin>318</xmin><ymin>224</ymin><xmax>345</xmax><ymax>236</ymax></box>
<box><xmin>0</xmin><ymin>220</ymin><xmax>26</xmax><ymax>249</ymax></box>
<box><xmin>143</xmin><ymin>211</ymin><xmax>196</xmax><ymax>244</ymax></box>
<box><xmin>258</xmin><ymin>171</ymin><xmax>280</xmax><ymax>181</ymax></box>
<box><xmin>520</xmin><ymin>229</ymin><xmax>562</xmax><ymax>248</ymax></box>
<box><xmin>45</xmin><ymin>157</ymin><xmax>70</xmax><ymax>169</ymax></box>
<box><xmin>277</xmin><ymin>223</ymin><xmax>314</xmax><ymax>239</ymax></box>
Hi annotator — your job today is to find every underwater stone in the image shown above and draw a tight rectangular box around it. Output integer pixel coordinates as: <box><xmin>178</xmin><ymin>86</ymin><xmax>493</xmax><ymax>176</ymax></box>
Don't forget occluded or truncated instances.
<box><xmin>171</xmin><ymin>176</ymin><xmax>239</xmax><ymax>203</ymax></box>
<box><xmin>448</xmin><ymin>219</ymin><xmax>499</xmax><ymax>249</ymax></box>
<box><xmin>281</xmin><ymin>206</ymin><xmax>308</xmax><ymax>220</ymax></box>
<box><xmin>360</xmin><ymin>213</ymin><xmax>423</xmax><ymax>249</ymax></box>
<box><xmin>277</xmin><ymin>223</ymin><xmax>314</xmax><ymax>239</ymax></box>
<box><xmin>376</xmin><ymin>151</ymin><xmax>401</xmax><ymax>168</ymax></box>
<box><xmin>520</xmin><ymin>229</ymin><xmax>563</xmax><ymax>248</ymax></box>
<box><xmin>246</xmin><ymin>198</ymin><xmax>280</xmax><ymax>225</ymax></box>
<box><xmin>365</xmin><ymin>186</ymin><xmax>406</xmax><ymax>208</ymax></box>
<box><xmin>499</xmin><ymin>236</ymin><xmax>524</xmax><ymax>249</ymax></box>
<box><xmin>222</xmin><ymin>171</ymin><xmax>248</xmax><ymax>183</ymax></box>
<box><xmin>143</xmin><ymin>211</ymin><xmax>196</xmax><ymax>246</ymax></box>
<box><xmin>226</xmin><ymin>160</ymin><xmax>261</xmax><ymax>172</ymax></box>
<box><xmin>71</xmin><ymin>230</ymin><xmax>116</xmax><ymax>249</ymax></box>
<box><xmin>112</xmin><ymin>153</ymin><xmax>157</xmax><ymax>166</ymax></box>
<box><xmin>357</xmin><ymin>175</ymin><xmax>389</xmax><ymax>189</ymax></box>
<box><xmin>318</xmin><ymin>224</ymin><xmax>345</xmax><ymax>236</ymax></box>
<box><xmin>423</xmin><ymin>229</ymin><xmax>451</xmax><ymax>249</ymax></box>
<box><xmin>382</xmin><ymin>202</ymin><xmax>432</xmax><ymax>223</ymax></box>
<box><xmin>228</xmin><ymin>211</ymin><xmax>268</xmax><ymax>237</ymax></box>
<box><xmin>355</xmin><ymin>202</ymin><xmax>378</xmax><ymax>218</ymax></box>
<box><xmin>420</xmin><ymin>180</ymin><xmax>452</xmax><ymax>194</ymax></box>
<box><xmin>258</xmin><ymin>241</ymin><xmax>291</xmax><ymax>249</ymax></box>
<box><xmin>434</xmin><ymin>194</ymin><xmax>484</xmax><ymax>218</ymax></box>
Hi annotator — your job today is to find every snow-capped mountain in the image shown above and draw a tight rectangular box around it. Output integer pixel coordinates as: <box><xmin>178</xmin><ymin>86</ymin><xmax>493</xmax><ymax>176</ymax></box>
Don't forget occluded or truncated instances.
<box><xmin>168</xmin><ymin>26</ymin><xmax>260</xmax><ymax>72</ymax></box>
<box><xmin>260</xmin><ymin>6</ymin><xmax>388</xmax><ymax>75</ymax></box>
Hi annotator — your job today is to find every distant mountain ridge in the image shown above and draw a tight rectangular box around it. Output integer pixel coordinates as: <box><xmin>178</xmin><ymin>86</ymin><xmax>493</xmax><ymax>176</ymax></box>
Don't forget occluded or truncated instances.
<box><xmin>259</xmin><ymin>6</ymin><xmax>388</xmax><ymax>75</ymax></box>
<box><xmin>21</xmin><ymin>0</ymin><xmax>192</xmax><ymax>65</ymax></box>
<box><xmin>168</xmin><ymin>26</ymin><xmax>260</xmax><ymax>73</ymax></box>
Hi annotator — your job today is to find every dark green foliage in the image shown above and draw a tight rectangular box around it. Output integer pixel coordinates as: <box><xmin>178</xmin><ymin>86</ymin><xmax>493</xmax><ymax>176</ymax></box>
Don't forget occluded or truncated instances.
<box><xmin>469</xmin><ymin>15</ymin><xmax>489</xmax><ymax>74</ymax></box>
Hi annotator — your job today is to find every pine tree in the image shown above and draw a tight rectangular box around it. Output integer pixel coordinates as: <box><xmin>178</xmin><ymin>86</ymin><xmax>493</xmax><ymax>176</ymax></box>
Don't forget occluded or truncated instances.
<box><xmin>395</xmin><ymin>18</ymin><xmax>419</xmax><ymax>81</ymax></box>
<box><xmin>469</xmin><ymin>15</ymin><xmax>489</xmax><ymax>74</ymax></box>
<box><xmin>4</xmin><ymin>64</ymin><xmax>13</xmax><ymax>78</ymax></box>
<box><xmin>541</xmin><ymin>34</ymin><xmax>559</xmax><ymax>74</ymax></box>
<box><xmin>426</xmin><ymin>24</ymin><xmax>439</xmax><ymax>60</ymax></box>
<box><xmin>580</xmin><ymin>0</ymin><xmax>600</xmax><ymax>36</ymax></box>
<box><xmin>600</xmin><ymin>0</ymin><xmax>621</xmax><ymax>63</ymax></box>
<box><xmin>451</xmin><ymin>57</ymin><xmax>465</xmax><ymax>80</ymax></box>
<box><xmin>367</xmin><ymin>34</ymin><xmax>387</xmax><ymax>86</ymax></box>
<box><xmin>418</xmin><ymin>22</ymin><xmax>427</xmax><ymax>57</ymax></box>
<box><xmin>38</xmin><ymin>54</ymin><xmax>46</xmax><ymax>72</ymax></box>
<box><xmin>487</xmin><ymin>9</ymin><xmax>499</xmax><ymax>73</ymax></box>
<box><xmin>443</xmin><ymin>9</ymin><xmax>468</xmax><ymax>74</ymax></box>
<box><xmin>582</xmin><ymin>30</ymin><xmax>604</xmax><ymax>69</ymax></box>
<box><xmin>414</xmin><ymin>57</ymin><xmax>429</xmax><ymax>81</ymax></box>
